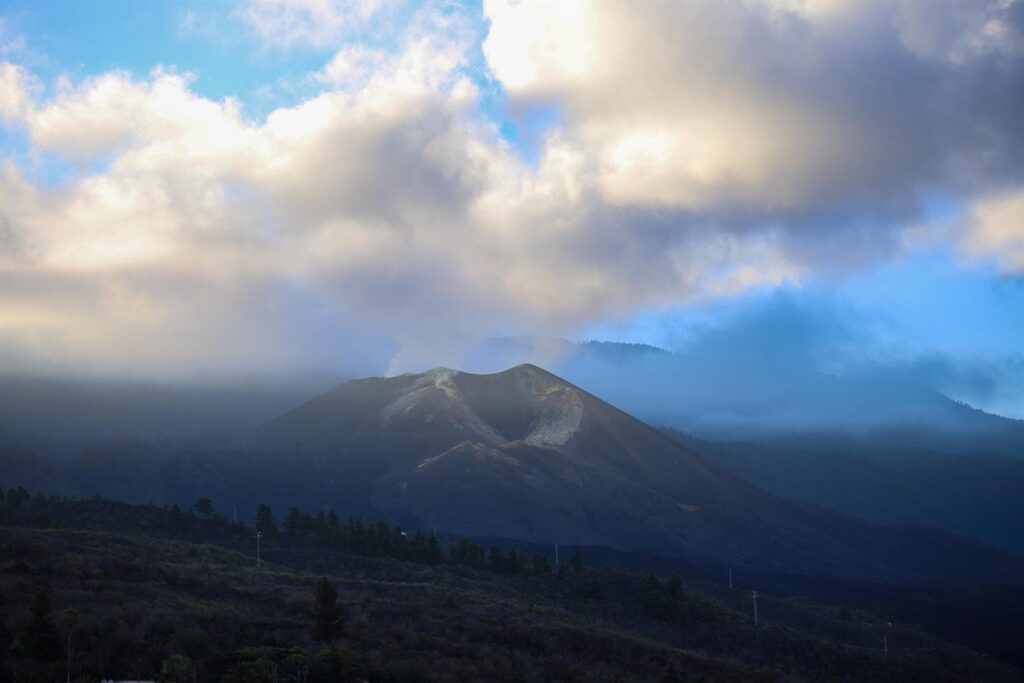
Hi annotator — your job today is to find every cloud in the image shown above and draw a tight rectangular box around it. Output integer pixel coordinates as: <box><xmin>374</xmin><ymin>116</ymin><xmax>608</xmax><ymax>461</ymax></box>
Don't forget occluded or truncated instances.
<box><xmin>892</xmin><ymin>0</ymin><xmax>1024</xmax><ymax>62</ymax></box>
<box><xmin>0</xmin><ymin>61</ymin><xmax>33</xmax><ymax>123</ymax></box>
<box><xmin>963</xmin><ymin>189</ymin><xmax>1024</xmax><ymax>273</ymax></box>
<box><xmin>237</xmin><ymin>0</ymin><xmax>384</xmax><ymax>50</ymax></box>
<box><xmin>459</xmin><ymin>292</ymin><xmax>1024</xmax><ymax>423</ymax></box>
<box><xmin>1</xmin><ymin>1</ymin><xmax>1023</xmax><ymax>380</ymax></box>
<box><xmin>0</xmin><ymin>18</ymin><xmax>28</xmax><ymax>60</ymax></box>
<box><xmin>0</xmin><ymin>5</ymin><xmax>808</xmax><ymax>378</ymax></box>
<box><xmin>483</xmin><ymin>0</ymin><xmax>1024</xmax><ymax>220</ymax></box>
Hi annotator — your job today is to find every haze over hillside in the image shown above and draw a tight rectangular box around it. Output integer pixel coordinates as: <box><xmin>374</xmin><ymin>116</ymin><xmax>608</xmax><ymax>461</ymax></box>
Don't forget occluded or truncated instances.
<box><xmin>4</xmin><ymin>333</ymin><xmax>1021</xmax><ymax>459</ymax></box>
<box><xmin>460</xmin><ymin>338</ymin><xmax>1024</xmax><ymax>457</ymax></box>
<box><xmin>7</xmin><ymin>363</ymin><xmax>1016</xmax><ymax>584</ymax></box>
<box><xmin>6</xmin><ymin>353</ymin><xmax>1024</xmax><ymax>561</ymax></box>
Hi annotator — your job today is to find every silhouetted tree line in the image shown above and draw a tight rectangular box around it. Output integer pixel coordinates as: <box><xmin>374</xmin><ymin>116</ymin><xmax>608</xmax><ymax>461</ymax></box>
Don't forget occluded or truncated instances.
<box><xmin>248</xmin><ymin>500</ymin><xmax>580</xmax><ymax>576</ymax></box>
<box><xmin>1</xmin><ymin>486</ymin><xmax>31</xmax><ymax>508</ymax></box>
<box><xmin>0</xmin><ymin>488</ymin><xmax>586</xmax><ymax>577</ymax></box>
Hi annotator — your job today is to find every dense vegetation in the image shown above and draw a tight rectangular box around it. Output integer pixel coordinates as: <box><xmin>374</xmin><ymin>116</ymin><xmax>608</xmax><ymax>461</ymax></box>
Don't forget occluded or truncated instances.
<box><xmin>1</xmin><ymin>490</ymin><xmax>1019</xmax><ymax>683</ymax></box>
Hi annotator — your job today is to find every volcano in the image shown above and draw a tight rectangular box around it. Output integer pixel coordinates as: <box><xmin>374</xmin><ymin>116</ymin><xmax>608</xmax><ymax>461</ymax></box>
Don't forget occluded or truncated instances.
<box><xmin>252</xmin><ymin>364</ymin><xmax>1018</xmax><ymax>581</ymax></box>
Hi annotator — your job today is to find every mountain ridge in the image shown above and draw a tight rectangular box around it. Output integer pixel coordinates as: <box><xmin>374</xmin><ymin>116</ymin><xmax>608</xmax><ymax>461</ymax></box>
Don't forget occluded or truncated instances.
<box><xmin>249</xmin><ymin>363</ymin><xmax>1022</xmax><ymax>582</ymax></box>
<box><xmin>461</xmin><ymin>338</ymin><xmax>1024</xmax><ymax>457</ymax></box>
<box><xmin>1</xmin><ymin>363</ymin><xmax>1020</xmax><ymax>582</ymax></box>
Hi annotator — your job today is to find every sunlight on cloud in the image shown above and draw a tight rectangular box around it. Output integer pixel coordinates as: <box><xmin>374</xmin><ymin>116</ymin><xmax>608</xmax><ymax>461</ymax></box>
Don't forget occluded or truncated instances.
<box><xmin>484</xmin><ymin>0</ymin><xmax>1024</xmax><ymax>215</ymax></box>
<box><xmin>0</xmin><ymin>0</ymin><xmax>1022</xmax><ymax>377</ymax></box>
<box><xmin>964</xmin><ymin>189</ymin><xmax>1024</xmax><ymax>273</ymax></box>
<box><xmin>0</xmin><ymin>62</ymin><xmax>33</xmax><ymax>123</ymax></box>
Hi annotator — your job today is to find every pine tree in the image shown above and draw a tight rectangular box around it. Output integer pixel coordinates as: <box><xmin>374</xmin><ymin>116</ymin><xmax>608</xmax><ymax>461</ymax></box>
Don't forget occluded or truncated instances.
<box><xmin>313</xmin><ymin>510</ymin><xmax>328</xmax><ymax>541</ymax></box>
<box><xmin>410</xmin><ymin>531</ymin><xmax>427</xmax><ymax>562</ymax></box>
<box><xmin>311</xmin><ymin>577</ymin><xmax>343</xmax><ymax>642</ymax></box>
<box><xmin>26</xmin><ymin>585</ymin><xmax>59</xmax><ymax>661</ymax></box>
<box><xmin>426</xmin><ymin>531</ymin><xmax>445</xmax><ymax>565</ymax></box>
<box><xmin>567</xmin><ymin>548</ymin><xmax>583</xmax><ymax>573</ymax></box>
<box><xmin>6</xmin><ymin>486</ymin><xmax>29</xmax><ymax>508</ymax></box>
<box><xmin>285</xmin><ymin>507</ymin><xmax>303</xmax><ymax>537</ymax></box>
<box><xmin>327</xmin><ymin>510</ymin><xmax>342</xmax><ymax>542</ymax></box>
<box><xmin>255</xmin><ymin>504</ymin><xmax>278</xmax><ymax>538</ymax></box>
<box><xmin>531</xmin><ymin>553</ymin><xmax>552</xmax><ymax>574</ymax></box>
<box><xmin>507</xmin><ymin>547</ymin><xmax>527</xmax><ymax>574</ymax></box>
<box><xmin>569</xmin><ymin>548</ymin><xmax>585</xmax><ymax>573</ymax></box>
<box><xmin>488</xmin><ymin>545</ymin><xmax>507</xmax><ymax>573</ymax></box>
<box><xmin>449</xmin><ymin>539</ymin><xmax>485</xmax><ymax>568</ymax></box>
<box><xmin>193</xmin><ymin>498</ymin><xmax>214</xmax><ymax>518</ymax></box>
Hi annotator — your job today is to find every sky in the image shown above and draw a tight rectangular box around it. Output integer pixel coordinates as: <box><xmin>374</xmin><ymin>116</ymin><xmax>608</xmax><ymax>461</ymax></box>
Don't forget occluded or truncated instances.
<box><xmin>0</xmin><ymin>0</ymin><xmax>1022</xmax><ymax>417</ymax></box>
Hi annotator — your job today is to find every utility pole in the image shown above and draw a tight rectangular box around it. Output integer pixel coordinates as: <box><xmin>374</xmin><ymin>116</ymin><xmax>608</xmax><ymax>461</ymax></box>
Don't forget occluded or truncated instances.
<box><xmin>729</xmin><ymin>567</ymin><xmax>733</xmax><ymax>590</ymax></box>
<box><xmin>255</xmin><ymin>530</ymin><xmax>263</xmax><ymax>568</ymax></box>
<box><xmin>62</xmin><ymin>608</ymin><xmax>78</xmax><ymax>683</ymax></box>
<box><xmin>751</xmin><ymin>591</ymin><xmax>759</xmax><ymax>626</ymax></box>
<box><xmin>555</xmin><ymin>543</ymin><xmax>559</xmax><ymax>567</ymax></box>
<box><xmin>233</xmin><ymin>506</ymin><xmax>238</xmax><ymax>524</ymax></box>
<box><xmin>884</xmin><ymin>620</ymin><xmax>892</xmax><ymax>657</ymax></box>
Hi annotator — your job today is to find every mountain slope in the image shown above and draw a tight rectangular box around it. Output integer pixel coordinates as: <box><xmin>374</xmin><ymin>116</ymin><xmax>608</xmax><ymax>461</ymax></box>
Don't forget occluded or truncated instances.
<box><xmin>664</xmin><ymin>429</ymin><xmax>1024</xmax><ymax>553</ymax></box>
<box><xmin>252</xmin><ymin>364</ymin><xmax>1021</xmax><ymax>582</ymax></box>
<box><xmin>462</xmin><ymin>338</ymin><xmax>1024</xmax><ymax>457</ymax></box>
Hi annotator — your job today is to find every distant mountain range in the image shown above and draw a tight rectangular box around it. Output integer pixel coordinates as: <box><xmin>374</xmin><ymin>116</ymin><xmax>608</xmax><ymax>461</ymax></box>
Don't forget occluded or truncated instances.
<box><xmin>4</xmin><ymin>363</ymin><xmax>1018</xmax><ymax>584</ymax></box>
<box><xmin>462</xmin><ymin>338</ymin><xmax>1024</xmax><ymax>458</ymax></box>
<box><xmin>2</xmin><ymin>338</ymin><xmax>1021</xmax><ymax>458</ymax></box>
<box><xmin>245</xmin><ymin>364</ymin><xmax>1022</xmax><ymax>582</ymax></box>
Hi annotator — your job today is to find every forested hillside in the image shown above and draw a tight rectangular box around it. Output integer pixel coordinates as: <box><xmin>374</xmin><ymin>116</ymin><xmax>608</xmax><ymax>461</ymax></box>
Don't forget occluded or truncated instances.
<box><xmin>1</xmin><ymin>492</ymin><xmax>1019</xmax><ymax>683</ymax></box>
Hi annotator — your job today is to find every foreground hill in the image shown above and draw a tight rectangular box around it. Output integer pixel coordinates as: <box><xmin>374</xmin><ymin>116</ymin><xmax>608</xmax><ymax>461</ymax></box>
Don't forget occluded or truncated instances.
<box><xmin>250</xmin><ymin>364</ymin><xmax>1020</xmax><ymax>582</ymax></box>
<box><xmin>1</xmin><ymin>496</ymin><xmax>1019</xmax><ymax>683</ymax></box>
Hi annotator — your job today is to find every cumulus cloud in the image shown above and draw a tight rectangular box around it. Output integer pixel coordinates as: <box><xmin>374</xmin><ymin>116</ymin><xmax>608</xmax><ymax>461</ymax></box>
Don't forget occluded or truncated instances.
<box><xmin>1</xmin><ymin>0</ymin><xmax>1023</xmax><ymax>379</ymax></box>
<box><xmin>0</xmin><ymin>6</ymin><xmax>807</xmax><ymax>378</ymax></box>
<box><xmin>0</xmin><ymin>62</ymin><xmax>33</xmax><ymax>123</ymax></box>
<box><xmin>964</xmin><ymin>189</ymin><xmax>1024</xmax><ymax>273</ymax></box>
<box><xmin>484</xmin><ymin>0</ymin><xmax>1024</xmax><ymax>220</ymax></box>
